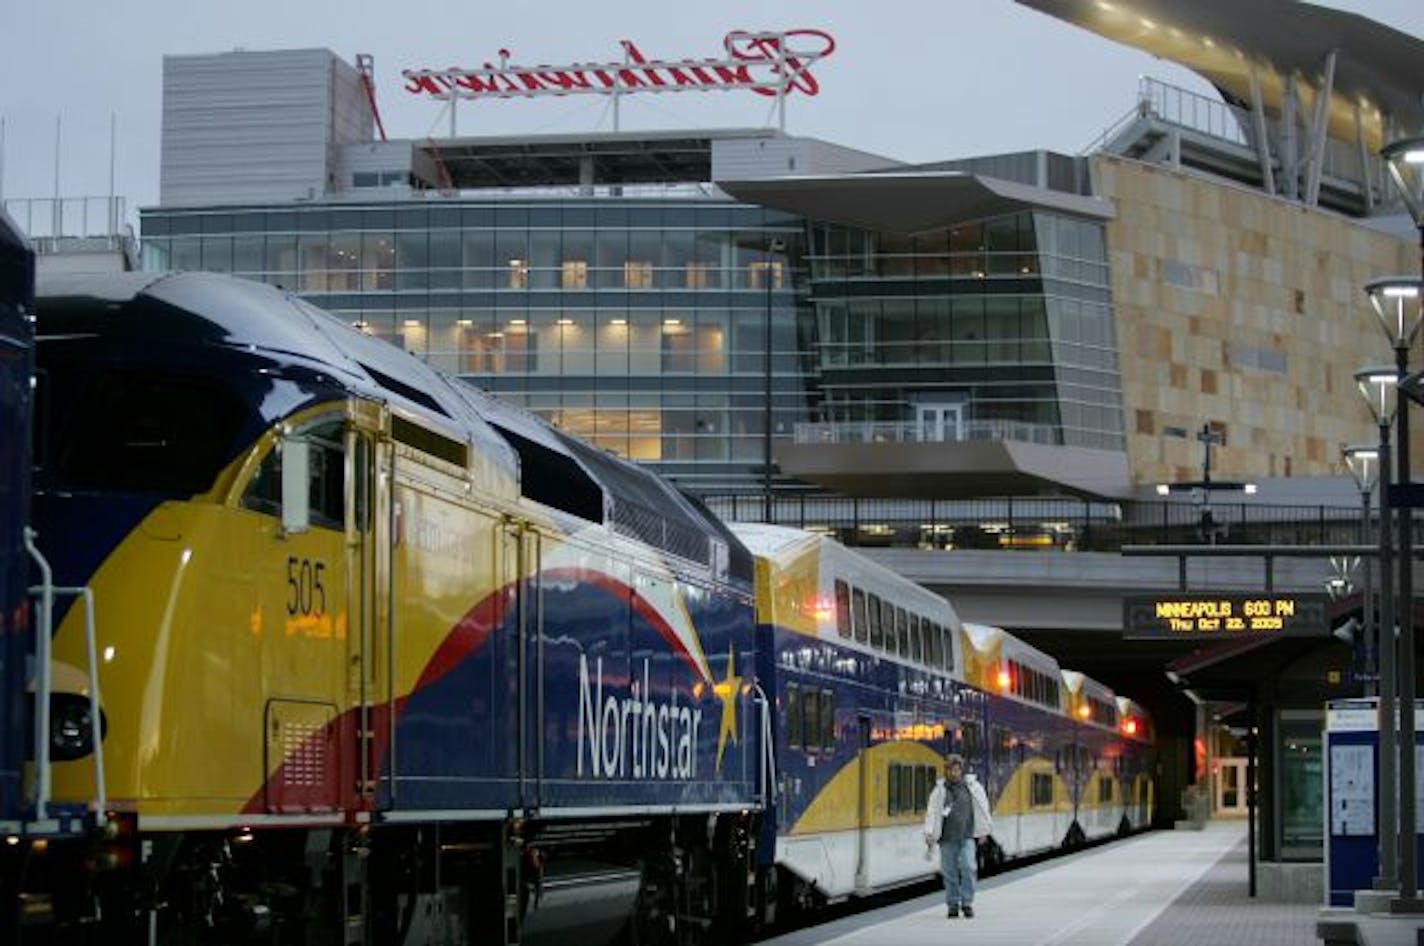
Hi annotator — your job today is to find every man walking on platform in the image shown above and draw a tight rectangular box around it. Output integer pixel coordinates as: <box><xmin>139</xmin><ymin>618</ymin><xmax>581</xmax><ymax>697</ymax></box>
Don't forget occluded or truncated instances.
<box><xmin>924</xmin><ymin>753</ymin><xmax>993</xmax><ymax>918</ymax></box>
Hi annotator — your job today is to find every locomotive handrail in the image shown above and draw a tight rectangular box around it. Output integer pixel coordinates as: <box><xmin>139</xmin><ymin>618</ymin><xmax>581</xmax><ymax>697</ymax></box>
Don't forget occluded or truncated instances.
<box><xmin>752</xmin><ymin>681</ymin><xmax>777</xmax><ymax>806</ymax></box>
<box><xmin>23</xmin><ymin>530</ymin><xmax>106</xmax><ymax>827</ymax></box>
<box><xmin>24</xmin><ymin>527</ymin><xmax>53</xmax><ymax>821</ymax></box>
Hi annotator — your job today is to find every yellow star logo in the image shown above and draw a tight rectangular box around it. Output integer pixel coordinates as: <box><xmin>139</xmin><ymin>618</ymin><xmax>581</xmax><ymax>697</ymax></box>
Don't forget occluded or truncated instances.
<box><xmin>713</xmin><ymin>644</ymin><xmax>742</xmax><ymax>772</ymax></box>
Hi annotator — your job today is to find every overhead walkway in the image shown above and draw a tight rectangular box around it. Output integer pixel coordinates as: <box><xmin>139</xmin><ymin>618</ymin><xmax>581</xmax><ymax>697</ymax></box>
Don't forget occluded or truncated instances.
<box><xmin>759</xmin><ymin>821</ymin><xmax>1421</xmax><ymax>946</ymax></box>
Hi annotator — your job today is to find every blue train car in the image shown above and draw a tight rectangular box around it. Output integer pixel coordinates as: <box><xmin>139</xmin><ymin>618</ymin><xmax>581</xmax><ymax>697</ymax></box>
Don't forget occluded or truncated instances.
<box><xmin>732</xmin><ymin>525</ymin><xmax>1158</xmax><ymax>918</ymax></box>
<box><xmin>21</xmin><ymin>271</ymin><xmax>762</xmax><ymax>943</ymax></box>
<box><xmin>960</xmin><ymin>623</ymin><xmax>1077</xmax><ymax>863</ymax></box>
<box><xmin>0</xmin><ymin>209</ymin><xmax>32</xmax><ymax>832</ymax></box>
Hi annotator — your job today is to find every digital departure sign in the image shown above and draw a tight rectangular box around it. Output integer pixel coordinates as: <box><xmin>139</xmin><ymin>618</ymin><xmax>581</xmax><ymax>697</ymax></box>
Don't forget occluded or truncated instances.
<box><xmin>1123</xmin><ymin>593</ymin><xmax>1328</xmax><ymax>640</ymax></box>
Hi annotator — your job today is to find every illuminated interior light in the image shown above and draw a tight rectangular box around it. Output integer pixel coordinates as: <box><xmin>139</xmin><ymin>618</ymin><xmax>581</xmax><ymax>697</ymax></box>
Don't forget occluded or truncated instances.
<box><xmin>1404</xmin><ymin>150</ymin><xmax>1424</xmax><ymax>165</ymax></box>
<box><xmin>610</xmin><ymin>318</ymin><xmax>628</xmax><ymax>325</ymax></box>
<box><xmin>403</xmin><ymin>319</ymin><xmax>422</xmax><ymax>327</ymax></box>
<box><xmin>997</xmin><ymin>669</ymin><xmax>1012</xmax><ymax>691</ymax></box>
<box><xmin>662</xmin><ymin>318</ymin><xmax>682</xmax><ymax>326</ymax></box>
<box><xmin>509</xmin><ymin>319</ymin><xmax>527</xmax><ymax>326</ymax></box>
<box><xmin>556</xmin><ymin>318</ymin><xmax>575</xmax><ymax>325</ymax></box>
<box><xmin>103</xmin><ymin>646</ymin><xmax>116</xmax><ymax>663</ymax></box>
<box><xmin>1383</xmin><ymin>285</ymin><xmax>1421</xmax><ymax>298</ymax></box>
<box><xmin>455</xmin><ymin>318</ymin><xmax>473</xmax><ymax>327</ymax></box>
<box><xmin>485</xmin><ymin>332</ymin><xmax>504</xmax><ymax>338</ymax></box>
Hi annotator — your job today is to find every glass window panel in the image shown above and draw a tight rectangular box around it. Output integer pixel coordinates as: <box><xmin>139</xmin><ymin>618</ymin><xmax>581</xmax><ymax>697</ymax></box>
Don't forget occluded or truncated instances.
<box><xmin>529</xmin><ymin>231</ymin><xmax>559</xmax><ymax>290</ymax></box>
<box><xmin>298</xmin><ymin>234</ymin><xmax>330</xmax><ymax>292</ymax></box>
<box><xmin>463</xmin><ymin>231</ymin><xmax>494</xmax><ymax>288</ymax></box>
<box><xmin>231</xmin><ymin>235</ymin><xmax>263</xmax><ymax>276</ymax></box>
<box><xmin>200</xmin><ymin>235</ymin><xmax>232</xmax><ymax>272</ymax></box>
<box><xmin>496</xmin><ymin>230</ymin><xmax>528</xmax><ymax>288</ymax></box>
<box><xmin>362</xmin><ymin>234</ymin><xmax>394</xmax><ymax>291</ymax></box>
<box><xmin>395</xmin><ymin>232</ymin><xmax>428</xmax><ymax>290</ymax></box>
<box><xmin>327</xmin><ymin>233</ymin><xmax>359</xmax><ymax>292</ymax></box>
<box><xmin>595</xmin><ymin>230</ymin><xmax>627</xmax><ymax>289</ymax></box>
<box><xmin>171</xmin><ymin>237</ymin><xmax>201</xmax><ymax>272</ymax></box>
<box><xmin>429</xmin><ymin>230</ymin><xmax>461</xmax><ymax>290</ymax></box>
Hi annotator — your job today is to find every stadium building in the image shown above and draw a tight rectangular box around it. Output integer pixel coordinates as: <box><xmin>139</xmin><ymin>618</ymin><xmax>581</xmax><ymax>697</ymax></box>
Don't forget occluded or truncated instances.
<box><xmin>138</xmin><ymin>6</ymin><xmax>1422</xmax><ymax>510</ymax></box>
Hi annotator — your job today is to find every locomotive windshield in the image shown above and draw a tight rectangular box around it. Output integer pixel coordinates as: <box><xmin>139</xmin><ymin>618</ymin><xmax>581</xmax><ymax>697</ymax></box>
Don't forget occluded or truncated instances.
<box><xmin>34</xmin><ymin>363</ymin><xmax>247</xmax><ymax>496</ymax></box>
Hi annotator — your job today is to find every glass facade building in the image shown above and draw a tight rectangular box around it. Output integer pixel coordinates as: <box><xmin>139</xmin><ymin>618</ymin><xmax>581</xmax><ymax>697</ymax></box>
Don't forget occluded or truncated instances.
<box><xmin>142</xmin><ymin>197</ymin><xmax>815</xmax><ymax>493</ymax></box>
<box><xmin>140</xmin><ymin>194</ymin><xmax>1122</xmax><ymax>495</ymax></box>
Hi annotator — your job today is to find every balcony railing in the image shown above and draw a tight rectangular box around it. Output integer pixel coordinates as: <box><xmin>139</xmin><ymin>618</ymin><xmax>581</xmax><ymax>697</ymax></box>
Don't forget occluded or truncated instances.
<box><xmin>793</xmin><ymin>419</ymin><xmax>1062</xmax><ymax>447</ymax></box>
<box><xmin>703</xmin><ymin>494</ymin><xmax>1373</xmax><ymax>553</ymax></box>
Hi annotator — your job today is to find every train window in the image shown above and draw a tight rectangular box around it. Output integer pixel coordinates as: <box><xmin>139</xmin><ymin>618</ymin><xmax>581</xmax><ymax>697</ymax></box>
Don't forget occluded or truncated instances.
<box><xmin>819</xmin><ymin>690</ymin><xmax>836</xmax><ymax>751</ymax></box>
<box><xmin>914</xmin><ymin>765</ymin><xmax>931</xmax><ymax>811</ymax></box>
<box><xmin>802</xmin><ymin>689</ymin><xmax>820</xmax><ymax>753</ymax></box>
<box><xmin>881</xmin><ymin>600</ymin><xmax>895</xmax><ymax>653</ymax></box>
<box><xmin>910</xmin><ymin>614</ymin><xmax>923</xmax><ymax>663</ymax></box>
<box><xmin>923</xmin><ymin>620</ymin><xmax>938</xmax><ymax>668</ymax></box>
<box><xmin>962</xmin><ymin>721</ymin><xmax>982</xmax><ymax>761</ymax></box>
<box><xmin>1031</xmin><ymin>772</ymin><xmax>1053</xmax><ymax>807</ymax></box>
<box><xmin>992</xmin><ymin>727</ymin><xmax>1013</xmax><ymax>767</ymax></box>
<box><xmin>852</xmin><ymin>588</ymin><xmax>868</xmax><ymax>644</ymax></box>
<box><xmin>40</xmin><ymin>367</ymin><xmax>247</xmax><ymax>496</ymax></box>
<box><xmin>867</xmin><ymin>594</ymin><xmax>884</xmax><ymax>649</ymax></box>
<box><xmin>785</xmin><ymin>684</ymin><xmax>801</xmax><ymax>749</ymax></box>
<box><xmin>243</xmin><ymin>421</ymin><xmax>346</xmax><ymax>530</ymax></box>
<box><xmin>941</xmin><ymin>625</ymin><xmax>955</xmax><ymax>672</ymax></box>
<box><xmin>834</xmin><ymin>580</ymin><xmax>852</xmax><ymax>639</ymax></box>
<box><xmin>1098</xmin><ymin>777</ymin><xmax>1113</xmax><ymax>804</ymax></box>
<box><xmin>887</xmin><ymin>764</ymin><xmax>898</xmax><ymax>816</ymax></box>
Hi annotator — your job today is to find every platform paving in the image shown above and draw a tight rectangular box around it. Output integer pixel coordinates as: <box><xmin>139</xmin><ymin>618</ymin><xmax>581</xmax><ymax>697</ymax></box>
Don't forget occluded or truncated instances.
<box><xmin>759</xmin><ymin>820</ymin><xmax>1419</xmax><ymax>946</ymax></box>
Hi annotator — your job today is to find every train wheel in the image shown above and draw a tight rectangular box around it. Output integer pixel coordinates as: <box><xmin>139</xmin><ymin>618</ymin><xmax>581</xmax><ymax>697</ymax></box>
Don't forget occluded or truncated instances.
<box><xmin>625</xmin><ymin>860</ymin><xmax>675</xmax><ymax>946</ymax></box>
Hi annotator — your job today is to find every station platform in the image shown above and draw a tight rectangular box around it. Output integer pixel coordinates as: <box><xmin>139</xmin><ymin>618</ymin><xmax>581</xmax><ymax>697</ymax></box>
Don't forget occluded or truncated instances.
<box><xmin>761</xmin><ymin>820</ymin><xmax>1424</xmax><ymax>946</ymax></box>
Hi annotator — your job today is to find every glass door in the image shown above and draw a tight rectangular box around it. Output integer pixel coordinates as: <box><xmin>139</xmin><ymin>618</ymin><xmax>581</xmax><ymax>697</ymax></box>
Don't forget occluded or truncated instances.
<box><xmin>916</xmin><ymin>404</ymin><xmax>963</xmax><ymax>443</ymax></box>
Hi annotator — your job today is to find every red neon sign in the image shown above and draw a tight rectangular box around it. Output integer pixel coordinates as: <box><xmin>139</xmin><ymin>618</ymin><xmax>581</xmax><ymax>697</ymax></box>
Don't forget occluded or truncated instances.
<box><xmin>402</xmin><ymin>29</ymin><xmax>836</xmax><ymax>102</ymax></box>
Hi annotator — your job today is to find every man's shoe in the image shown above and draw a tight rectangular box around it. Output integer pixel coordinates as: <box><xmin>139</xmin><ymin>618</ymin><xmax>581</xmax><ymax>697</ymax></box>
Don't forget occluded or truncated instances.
<box><xmin>946</xmin><ymin>906</ymin><xmax>959</xmax><ymax>918</ymax></box>
<box><xmin>961</xmin><ymin>905</ymin><xmax>975</xmax><ymax>918</ymax></box>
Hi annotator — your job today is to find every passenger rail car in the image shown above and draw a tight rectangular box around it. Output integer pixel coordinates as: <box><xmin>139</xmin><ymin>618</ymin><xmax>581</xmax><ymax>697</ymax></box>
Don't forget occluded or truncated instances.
<box><xmin>730</xmin><ymin>523</ymin><xmax>965</xmax><ymax>908</ymax></box>
<box><xmin>958</xmin><ymin>622</ymin><xmax>1076</xmax><ymax>864</ymax></box>
<box><xmin>1116</xmin><ymin>696</ymin><xmax>1157</xmax><ymax>832</ymax></box>
<box><xmin>729</xmin><ymin>527</ymin><xmax>1157</xmax><ymax>915</ymax></box>
<box><xmin>17</xmin><ymin>272</ymin><xmax>764</xmax><ymax>944</ymax></box>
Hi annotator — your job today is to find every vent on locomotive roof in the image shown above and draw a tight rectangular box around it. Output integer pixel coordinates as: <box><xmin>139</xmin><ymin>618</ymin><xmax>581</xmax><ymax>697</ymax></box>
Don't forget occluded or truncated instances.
<box><xmin>492</xmin><ymin>423</ymin><xmax>604</xmax><ymax>523</ymax></box>
<box><xmin>391</xmin><ymin>415</ymin><xmax>468</xmax><ymax>468</ymax></box>
<box><xmin>358</xmin><ymin>362</ymin><xmax>450</xmax><ymax>418</ymax></box>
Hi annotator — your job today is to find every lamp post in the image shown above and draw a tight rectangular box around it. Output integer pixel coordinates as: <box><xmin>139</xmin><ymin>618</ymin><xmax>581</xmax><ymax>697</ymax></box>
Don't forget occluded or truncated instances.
<box><xmin>1365</xmin><ymin>276</ymin><xmax>1424</xmax><ymax>905</ymax></box>
<box><xmin>1357</xmin><ymin>365</ymin><xmax>1401</xmax><ymax>893</ymax></box>
<box><xmin>762</xmin><ymin>237</ymin><xmax>785</xmax><ymax>523</ymax></box>
<box><xmin>1343</xmin><ymin>444</ymin><xmax>1381</xmax><ymax>695</ymax></box>
<box><xmin>1382</xmin><ymin>137</ymin><xmax>1424</xmax><ymax>907</ymax></box>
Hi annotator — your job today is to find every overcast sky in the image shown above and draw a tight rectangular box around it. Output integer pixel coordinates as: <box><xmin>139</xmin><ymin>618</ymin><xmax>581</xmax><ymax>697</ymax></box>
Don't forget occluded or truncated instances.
<box><xmin>2</xmin><ymin>0</ymin><xmax>1422</xmax><ymax>218</ymax></box>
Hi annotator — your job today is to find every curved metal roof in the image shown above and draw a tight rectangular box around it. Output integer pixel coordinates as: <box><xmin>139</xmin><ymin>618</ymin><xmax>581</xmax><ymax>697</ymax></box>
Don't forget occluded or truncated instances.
<box><xmin>1016</xmin><ymin>0</ymin><xmax>1424</xmax><ymax>149</ymax></box>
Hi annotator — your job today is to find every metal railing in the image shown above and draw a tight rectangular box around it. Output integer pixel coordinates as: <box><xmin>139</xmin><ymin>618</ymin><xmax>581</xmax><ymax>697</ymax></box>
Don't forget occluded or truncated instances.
<box><xmin>1084</xmin><ymin>77</ymin><xmax>1386</xmax><ymax>193</ymax></box>
<box><xmin>2</xmin><ymin>196</ymin><xmax>129</xmax><ymax>245</ymax></box>
<box><xmin>793</xmin><ymin>419</ymin><xmax>1061</xmax><ymax>447</ymax></box>
<box><xmin>703</xmin><ymin>494</ymin><xmax>1372</xmax><ymax>553</ymax></box>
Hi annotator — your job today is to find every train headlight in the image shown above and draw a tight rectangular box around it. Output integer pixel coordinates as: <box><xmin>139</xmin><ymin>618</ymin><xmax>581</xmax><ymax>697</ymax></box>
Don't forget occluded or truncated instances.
<box><xmin>49</xmin><ymin>693</ymin><xmax>107</xmax><ymax>761</ymax></box>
